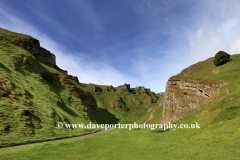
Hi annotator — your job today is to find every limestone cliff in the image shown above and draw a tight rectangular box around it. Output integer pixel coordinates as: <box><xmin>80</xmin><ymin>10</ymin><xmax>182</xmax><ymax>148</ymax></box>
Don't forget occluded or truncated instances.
<box><xmin>161</xmin><ymin>77</ymin><xmax>228</xmax><ymax>124</ymax></box>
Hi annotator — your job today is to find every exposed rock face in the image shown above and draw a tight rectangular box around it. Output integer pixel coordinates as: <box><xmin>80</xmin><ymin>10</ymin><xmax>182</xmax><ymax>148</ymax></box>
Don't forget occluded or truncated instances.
<box><xmin>136</xmin><ymin>86</ymin><xmax>144</xmax><ymax>90</ymax></box>
<box><xmin>87</xmin><ymin>84</ymin><xmax>99</xmax><ymax>92</ymax></box>
<box><xmin>39</xmin><ymin>48</ymin><xmax>56</xmax><ymax>66</ymax></box>
<box><xmin>17</xmin><ymin>38</ymin><xmax>56</xmax><ymax>66</ymax></box>
<box><xmin>161</xmin><ymin>78</ymin><xmax>228</xmax><ymax>124</ymax></box>
<box><xmin>109</xmin><ymin>85</ymin><xmax>114</xmax><ymax>89</ymax></box>
<box><xmin>17</xmin><ymin>37</ymin><xmax>84</xmax><ymax>85</ymax></box>
<box><xmin>19</xmin><ymin>38</ymin><xmax>41</xmax><ymax>58</ymax></box>
<box><xmin>136</xmin><ymin>86</ymin><xmax>147</xmax><ymax>94</ymax></box>
<box><xmin>68</xmin><ymin>75</ymin><xmax>80</xmax><ymax>84</ymax></box>
<box><xmin>123</xmin><ymin>83</ymin><xmax>130</xmax><ymax>92</ymax></box>
<box><xmin>72</xmin><ymin>76</ymin><xmax>79</xmax><ymax>84</ymax></box>
<box><xmin>103</xmin><ymin>86</ymin><xmax>110</xmax><ymax>91</ymax></box>
<box><xmin>145</xmin><ymin>88</ymin><xmax>151</xmax><ymax>92</ymax></box>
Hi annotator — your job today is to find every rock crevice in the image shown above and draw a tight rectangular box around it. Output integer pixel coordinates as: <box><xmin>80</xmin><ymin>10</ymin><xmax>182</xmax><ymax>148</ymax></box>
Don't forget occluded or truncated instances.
<box><xmin>161</xmin><ymin>79</ymin><xmax>228</xmax><ymax>124</ymax></box>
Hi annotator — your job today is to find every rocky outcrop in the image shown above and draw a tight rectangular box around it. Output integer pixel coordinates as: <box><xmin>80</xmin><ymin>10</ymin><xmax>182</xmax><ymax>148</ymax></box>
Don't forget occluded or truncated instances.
<box><xmin>161</xmin><ymin>78</ymin><xmax>228</xmax><ymax>124</ymax></box>
<box><xmin>68</xmin><ymin>75</ymin><xmax>80</xmax><ymax>84</ymax></box>
<box><xmin>109</xmin><ymin>85</ymin><xmax>114</xmax><ymax>89</ymax></box>
<box><xmin>17</xmin><ymin>37</ymin><xmax>82</xmax><ymax>84</ymax></box>
<box><xmin>15</xmin><ymin>38</ymin><xmax>56</xmax><ymax>66</ymax></box>
<box><xmin>87</xmin><ymin>84</ymin><xmax>99</xmax><ymax>92</ymax></box>
<box><xmin>123</xmin><ymin>83</ymin><xmax>130</xmax><ymax>92</ymax></box>
<box><xmin>103</xmin><ymin>86</ymin><xmax>109</xmax><ymax>91</ymax></box>
<box><xmin>39</xmin><ymin>47</ymin><xmax>56</xmax><ymax>66</ymax></box>
<box><xmin>117</xmin><ymin>83</ymin><xmax>130</xmax><ymax>92</ymax></box>
<box><xmin>136</xmin><ymin>86</ymin><xmax>147</xmax><ymax>94</ymax></box>
<box><xmin>17</xmin><ymin>38</ymin><xmax>41</xmax><ymax>58</ymax></box>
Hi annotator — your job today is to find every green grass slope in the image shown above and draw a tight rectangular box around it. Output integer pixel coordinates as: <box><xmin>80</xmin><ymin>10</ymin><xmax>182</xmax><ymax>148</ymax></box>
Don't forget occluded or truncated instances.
<box><xmin>0</xmin><ymin>28</ymin><xmax>113</xmax><ymax>147</ymax></box>
<box><xmin>1</xmin><ymin>54</ymin><xmax>239</xmax><ymax>159</ymax></box>
<box><xmin>0</xmin><ymin>28</ymin><xmax>161</xmax><ymax>147</ymax></box>
<box><xmin>82</xmin><ymin>83</ymin><xmax>161</xmax><ymax>124</ymax></box>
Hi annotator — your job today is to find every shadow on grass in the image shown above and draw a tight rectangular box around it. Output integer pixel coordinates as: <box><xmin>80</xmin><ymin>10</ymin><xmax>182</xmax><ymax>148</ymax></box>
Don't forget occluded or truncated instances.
<box><xmin>0</xmin><ymin>62</ymin><xmax>11</xmax><ymax>73</ymax></box>
<box><xmin>216</xmin><ymin>59</ymin><xmax>232</xmax><ymax>66</ymax></box>
<box><xmin>91</xmin><ymin>108</ymin><xmax>120</xmax><ymax>124</ymax></box>
<box><xmin>152</xmin><ymin>129</ymin><xmax>170</xmax><ymax>133</ymax></box>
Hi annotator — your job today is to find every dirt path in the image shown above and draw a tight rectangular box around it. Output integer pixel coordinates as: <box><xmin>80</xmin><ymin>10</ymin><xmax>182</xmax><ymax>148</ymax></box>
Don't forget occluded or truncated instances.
<box><xmin>0</xmin><ymin>127</ymin><xmax>116</xmax><ymax>150</ymax></box>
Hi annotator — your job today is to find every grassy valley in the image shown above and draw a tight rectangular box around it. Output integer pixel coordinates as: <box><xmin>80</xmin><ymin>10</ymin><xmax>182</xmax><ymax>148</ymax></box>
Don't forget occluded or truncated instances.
<box><xmin>0</xmin><ymin>28</ymin><xmax>240</xmax><ymax>159</ymax></box>
<box><xmin>0</xmin><ymin>28</ymin><xmax>161</xmax><ymax>147</ymax></box>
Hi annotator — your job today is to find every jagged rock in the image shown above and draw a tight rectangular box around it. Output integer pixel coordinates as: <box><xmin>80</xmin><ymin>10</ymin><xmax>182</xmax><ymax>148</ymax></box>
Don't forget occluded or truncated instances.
<box><xmin>16</xmin><ymin>38</ymin><xmax>56</xmax><ymax>66</ymax></box>
<box><xmin>136</xmin><ymin>86</ymin><xmax>144</xmax><ymax>91</ymax></box>
<box><xmin>161</xmin><ymin>78</ymin><xmax>228</xmax><ymax>124</ymax></box>
<box><xmin>103</xmin><ymin>86</ymin><xmax>109</xmax><ymax>91</ymax></box>
<box><xmin>17</xmin><ymin>38</ymin><xmax>41</xmax><ymax>58</ymax></box>
<box><xmin>61</xmin><ymin>70</ymin><xmax>68</xmax><ymax>75</ymax></box>
<box><xmin>54</xmin><ymin>65</ymin><xmax>68</xmax><ymax>75</ymax></box>
<box><xmin>124</xmin><ymin>83</ymin><xmax>130</xmax><ymax>92</ymax></box>
<box><xmin>135</xmin><ymin>86</ymin><xmax>148</xmax><ymax>95</ymax></box>
<box><xmin>68</xmin><ymin>75</ymin><xmax>80</xmax><ymax>84</ymax></box>
<box><xmin>87</xmin><ymin>84</ymin><xmax>99</xmax><ymax>92</ymax></box>
<box><xmin>39</xmin><ymin>47</ymin><xmax>56</xmax><ymax>66</ymax></box>
<box><xmin>72</xmin><ymin>76</ymin><xmax>79</xmax><ymax>84</ymax></box>
<box><xmin>151</xmin><ymin>92</ymin><xmax>155</xmax><ymax>96</ymax></box>
<box><xmin>145</xmin><ymin>88</ymin><xmax>151</xmax><ymax>92</ymax></box>
<box><xmin>109</xmin><ymin>85</ymin><xmax>113</xmax><ymax>89</ymax></box>
<box><xmin>136</xmin><ymin>86</ymin><xmax>146</xmax><ymax>92</ymax></box>
<box><xmin>117</xmin><ymin>83</ymin><xmax>130</xmax><ymax>92</ymax></box>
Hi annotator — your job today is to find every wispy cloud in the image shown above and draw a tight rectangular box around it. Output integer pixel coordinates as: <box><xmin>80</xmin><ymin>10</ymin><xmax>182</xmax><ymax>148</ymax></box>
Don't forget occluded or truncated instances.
<box><xmin>0</xmin><ymin>5</ymin><xmax>130</xmax><ymax>87</ymax></box>
<box><xmin>1</xmin><ymin>0</ymin><xmax>240</xmax><ymax>93</ymax></box>
<box><xmin>188</xmin><ymin>0</ymin><xmax>240</xmax><ymax>63</ymax></box>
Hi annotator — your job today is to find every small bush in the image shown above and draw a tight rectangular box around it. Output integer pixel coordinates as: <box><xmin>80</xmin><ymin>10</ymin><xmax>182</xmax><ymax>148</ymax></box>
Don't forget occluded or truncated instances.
<box><xmin>214</xmin><ymin>51</ymin><xmax>230</xmax><ymax>66</ymax></box>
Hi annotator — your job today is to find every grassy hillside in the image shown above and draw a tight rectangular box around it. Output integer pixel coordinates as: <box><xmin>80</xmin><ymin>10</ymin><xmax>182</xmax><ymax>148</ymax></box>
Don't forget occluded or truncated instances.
<box><xmin>1</xmin><ymin>54</ymin><xmax>239</xmax><ymax>159</ymax></box>
<box><xmin>0</xmin><ymin>28</ymin><xmax>161</xmax><ymax>147</ymax></box>
<box><xmin>169</xmin><ymin>54</ymin><xmax>240</xmax><ymax>137</ymax></box>
<box><xmin>83</xmin><ymin>84</ymin><xmax>162</xmax><ymax>124</ymax></box>
<box><xmin>0</xmin><ymin>28</ymin><xmax>108</xmax><ymax>147</ymax></box>
<box><xmin>1</xmin><ymin>28</ymin><xmax>239</xmax><ymax>159</ymax></box>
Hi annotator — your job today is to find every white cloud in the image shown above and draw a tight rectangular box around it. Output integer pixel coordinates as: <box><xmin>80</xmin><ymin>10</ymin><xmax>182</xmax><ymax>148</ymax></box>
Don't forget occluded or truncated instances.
<box><xmin>188</xmin><ymin>0</ymin><xmax>240</xmax><ymax>63</ymax></box>
<box><xmin>0</xmin><ymin>5</ymin><xmax>130</xmax><ymax>87</ymax></box>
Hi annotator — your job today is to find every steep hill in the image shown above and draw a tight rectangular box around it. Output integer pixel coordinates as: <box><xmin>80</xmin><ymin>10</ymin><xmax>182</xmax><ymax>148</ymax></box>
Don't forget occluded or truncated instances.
<box><xmin>0</xmin><ymin>28</ymin><xmax>160</xmax><ymax>147</ymax></box>
<box><xmin>161</xmin><ymin>55</ymin><xmax>240</xmax><ymax>125</ymax></box>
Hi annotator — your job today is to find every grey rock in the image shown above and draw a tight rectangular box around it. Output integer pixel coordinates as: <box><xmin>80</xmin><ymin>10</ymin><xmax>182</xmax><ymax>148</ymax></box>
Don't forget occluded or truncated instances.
<box><xmin>109</xmin><ymin>85</ymin><xmax>114</xmax><ymax>89</ymax></box>
<box><xmin>161</xmin><ymin>79</ymin><xmax>228</xmax><ymax>124</ymax></box>
<box><xmin>123</xmin><ymin>83</ymin><xmax>130</xmax><ymax>92</ymax></box>
<box><xmin>39</xmin><ymin>48</ymin><xmax>56</xmax><ymax>66</ymax></box>
<box><xmin>72</xmin><ymin>76</ymin><xmax>80</xmax><ymax>84</ymax></box>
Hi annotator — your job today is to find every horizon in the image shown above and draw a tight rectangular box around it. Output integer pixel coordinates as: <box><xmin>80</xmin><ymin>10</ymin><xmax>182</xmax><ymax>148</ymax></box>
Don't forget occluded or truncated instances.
<box><xmin>1</xmin><ymin>0</ymin><xmax>240</xmax><ymax>93</ymax></box>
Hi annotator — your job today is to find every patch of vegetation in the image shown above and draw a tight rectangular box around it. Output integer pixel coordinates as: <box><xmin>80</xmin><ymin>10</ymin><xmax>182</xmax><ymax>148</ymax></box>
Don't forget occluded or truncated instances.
<box><xmin>214</xmin><ymin>51</ymin><xmax>230</xmax><ymax>66</ymax></box>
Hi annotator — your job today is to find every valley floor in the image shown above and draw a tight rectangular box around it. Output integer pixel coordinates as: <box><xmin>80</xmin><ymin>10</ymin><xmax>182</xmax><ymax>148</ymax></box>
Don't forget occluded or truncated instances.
<box><xmin>0</xmin><ymin>123</ymin><xmax>239</xmax><ymax>160</ymax></box>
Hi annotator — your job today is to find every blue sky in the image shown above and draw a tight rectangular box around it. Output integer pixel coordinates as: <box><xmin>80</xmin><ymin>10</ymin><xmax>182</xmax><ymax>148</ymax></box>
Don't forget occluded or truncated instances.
<box><xmin>1</xmin><ymin>0</ymin><xmax>240</xmax><ymax>93</ymax></box>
